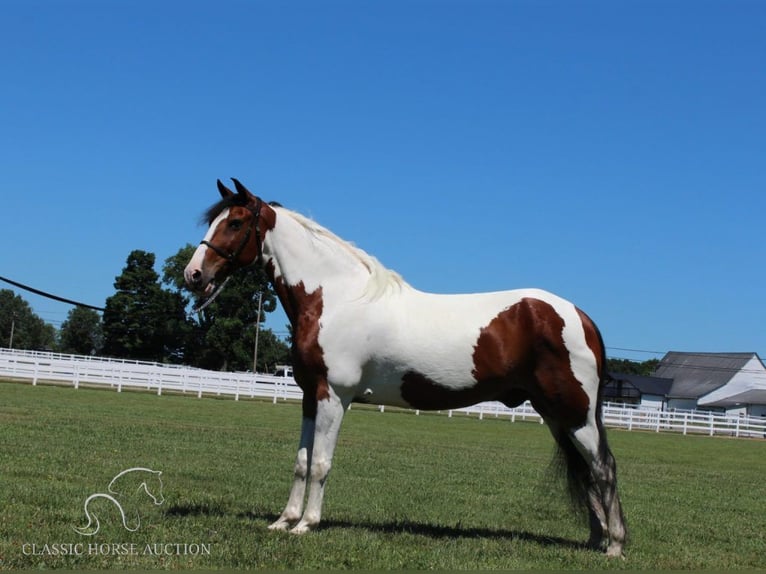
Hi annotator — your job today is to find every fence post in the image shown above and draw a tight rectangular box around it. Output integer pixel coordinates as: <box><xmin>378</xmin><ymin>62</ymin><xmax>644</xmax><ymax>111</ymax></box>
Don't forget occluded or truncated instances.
<box><xmin>709</xmin><ymin>412</ymin><xmax>714</xmax><ymax>437</ymax></box>
<box><xmin>683</xmin><ymin>413</ymin><xmax>688</xmax><ymax>435</ymax></box>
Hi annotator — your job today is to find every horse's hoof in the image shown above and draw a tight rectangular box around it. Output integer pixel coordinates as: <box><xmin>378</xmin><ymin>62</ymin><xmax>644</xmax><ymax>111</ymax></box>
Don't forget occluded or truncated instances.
<box><xmin>289</xmin><ymin>521</ymin><xmax>315</xmax><ymax>535</ymax></box>
<box><xmin>268</xmin><ymin>519</ymin><xmax>291</xmax><ymax>531</ymax></box>
<box><xmin>605</xmin><ymin>544</ymin><xmax>625</xmax><ymax>559</ymax></box>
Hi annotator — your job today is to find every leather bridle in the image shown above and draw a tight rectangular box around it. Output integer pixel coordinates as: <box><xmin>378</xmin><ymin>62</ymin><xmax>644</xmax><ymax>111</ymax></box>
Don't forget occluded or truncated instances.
<box><xmin>200</xmin><ymin>197</ymin><xmax>264</xmax><ymax>268</ymax></box>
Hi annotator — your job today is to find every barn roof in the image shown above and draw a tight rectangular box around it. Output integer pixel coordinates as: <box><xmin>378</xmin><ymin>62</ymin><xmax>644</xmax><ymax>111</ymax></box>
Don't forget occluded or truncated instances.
<box><xmin>605</xmin><ymin>373</ymin><xmax>673</xmax><ymax>400</ymax></box>
<box><xmin>701</xmin><ymin>388</ymin><xmax>766</xmax><ymax>408</ymax></box>
<box><xmin>653</xmin><ymin>352</ymin><xmax>756</xmax><ymax>399</ymax></box>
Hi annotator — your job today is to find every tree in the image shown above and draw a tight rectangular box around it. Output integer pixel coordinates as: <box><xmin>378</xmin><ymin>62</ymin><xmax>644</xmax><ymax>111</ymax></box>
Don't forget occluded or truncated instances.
<box><xmin>58</xmin><ymin>307</ymin><xmax>103</xmax><ymax>355</ymax></box>
<box><xmin>102</xmin><ymin>250</ymin><xmax>188</xmax><ymax>362</ymax></box>
<box><xmin>606</xmin><ymin>358</ymin><xmax>660</xmax><ymax>376</ymax></box>
<box><xmin>253</xmin><ymin>327</ymin><xmax>293</xmax><ymax>373</ymax></box>
<box><xmin>0</xmin><ymin>289</ymin><xmax>56</xmax><ymax>350</ymax></box>
<box><xmin>163</xmin><ymin>244</ymin><xmax>290</xmax><ymax>371</ymax></box>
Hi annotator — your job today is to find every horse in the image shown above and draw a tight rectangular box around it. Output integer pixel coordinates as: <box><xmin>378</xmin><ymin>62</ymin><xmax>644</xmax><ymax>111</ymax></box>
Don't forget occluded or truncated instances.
<box><xmin>183</xmin><ymin>179</ymin><xmax>627</xmax><ymax>557</ymax></box>
<box><xmin>74</xmin><ymin>467</ymin><xmax>164</xmax><ymax>536</ymax></box>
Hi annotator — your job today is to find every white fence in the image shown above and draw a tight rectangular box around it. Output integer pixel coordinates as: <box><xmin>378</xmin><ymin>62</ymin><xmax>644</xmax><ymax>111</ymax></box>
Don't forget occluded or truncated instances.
<box><xmin>0</xmin><ymin>347</ymin><xmax>301</xmax><ymax>403</ymax></box>
<box><xmin>2</xmin><ymin>348</ymin><xmax>765</xmax><ymax>439</ymax></box>
<box><xmin>453</xmin><ymin>400</ymin><xmax>766</xmax><ymax>439</ymax></box>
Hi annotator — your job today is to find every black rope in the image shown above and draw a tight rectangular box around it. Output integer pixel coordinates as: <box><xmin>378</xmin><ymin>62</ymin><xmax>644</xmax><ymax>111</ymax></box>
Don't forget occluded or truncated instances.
<box><xmin>0</xmin><ymin>275</ymin><xmax>105</xmax><ymax>312</ymax></box>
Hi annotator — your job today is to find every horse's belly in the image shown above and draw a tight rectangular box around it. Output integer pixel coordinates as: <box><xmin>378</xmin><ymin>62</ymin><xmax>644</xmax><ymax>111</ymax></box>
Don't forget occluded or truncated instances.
<box><xmin>353</xmin><ymin>357</ymin><xmax>512</xmax><ymax>411</ymax></box>
<box><xmin>352</xmin><ymin>367</ymin><xmax>417</xmax><ymax>409</ymax></box>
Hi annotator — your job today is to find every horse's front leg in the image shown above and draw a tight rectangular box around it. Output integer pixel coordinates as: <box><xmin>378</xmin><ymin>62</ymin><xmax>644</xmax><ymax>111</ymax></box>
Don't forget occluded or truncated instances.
<box><xmin>290</xmin><ymin>386</ymin><xmax>348</xmax><ymax>534</ymax></box>
<box><xmin>268</xmin><ymin>414</ymin><xmax>315</xmax><ymax>531</ymax></box>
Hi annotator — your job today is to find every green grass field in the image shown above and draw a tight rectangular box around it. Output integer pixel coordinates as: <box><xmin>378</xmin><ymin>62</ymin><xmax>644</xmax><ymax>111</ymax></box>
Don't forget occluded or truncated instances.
<box><xmin>1</xmin><ymin>380</ymin><xmax>764</xmax><ymax>570</ymax></box>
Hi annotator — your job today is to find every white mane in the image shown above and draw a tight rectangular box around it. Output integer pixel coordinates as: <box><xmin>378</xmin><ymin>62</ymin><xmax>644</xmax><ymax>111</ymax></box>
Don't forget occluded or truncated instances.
<box><xmin>275</xmin><ymin>207</ymin><xmax>407</xmax><ymax>300</ymax></box>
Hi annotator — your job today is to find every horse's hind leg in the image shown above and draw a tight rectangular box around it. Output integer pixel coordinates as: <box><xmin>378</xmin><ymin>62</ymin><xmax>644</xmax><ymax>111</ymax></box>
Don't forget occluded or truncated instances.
<box><xmin>585</xmin><ymin>480</ymin><xmax>609</xmax><ymax>550</ymax></box>
<box><xmin>547</xmin><ymin>421</ymin><xmax>608</xmax><ymax>550</ymax></box>
<box><xmin>570</xmin><ymin>421</ymin><xmax>627</xmax><ymax>557</ymax></box>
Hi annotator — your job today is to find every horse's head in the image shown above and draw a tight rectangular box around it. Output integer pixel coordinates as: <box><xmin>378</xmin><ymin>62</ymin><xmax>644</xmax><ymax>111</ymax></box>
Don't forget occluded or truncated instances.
<box><xmin>107</xmin><ymin>467</ymin><xmax>165</xmax><ymax>506</ymax></box>
<box><xmin>142</xmin><ymin>470</ymin><xmax>165</xmax><ymax>506</ymax></box>
<box><xmin>184</xmin><ymin>179</ymin><xmax>273</xmax><ymax>304</ymax></box>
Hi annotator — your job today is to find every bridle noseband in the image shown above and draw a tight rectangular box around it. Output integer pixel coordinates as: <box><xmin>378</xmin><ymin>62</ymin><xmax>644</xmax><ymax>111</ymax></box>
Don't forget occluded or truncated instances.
<box><xmin>200</xmin><ymin>197</ymin><xmax>264</xmax><ymax>268</ymax></box>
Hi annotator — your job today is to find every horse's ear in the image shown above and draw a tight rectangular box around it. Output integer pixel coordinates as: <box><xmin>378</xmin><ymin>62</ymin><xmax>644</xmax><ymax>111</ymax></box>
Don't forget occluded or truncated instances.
<box><xmin>217</xmin><ymin>179</ymin><xmax>235</xmax><ymax>198</ymax></box>
<box><xmin>231</xmin><ymin>178</ymin><xmax>252</xmax><ymax>198</ymax></box>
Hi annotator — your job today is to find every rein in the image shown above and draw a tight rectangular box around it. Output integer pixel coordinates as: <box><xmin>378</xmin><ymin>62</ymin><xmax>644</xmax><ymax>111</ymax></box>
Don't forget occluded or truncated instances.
<box><xmin>190</xmin><ymin>276</ymin><xmax>230</xmax><ymax>315</ymax></box>
<box><xmin>200</xmin><ymin>197</ymin><xmax>264</xmax><ymax>268</ymax></box>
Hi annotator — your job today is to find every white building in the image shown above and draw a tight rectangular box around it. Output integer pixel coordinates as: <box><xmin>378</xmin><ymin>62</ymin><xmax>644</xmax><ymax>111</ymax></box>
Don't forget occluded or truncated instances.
<box><xmin>653</xmin><ymin>352</ymin><xmax>766</xmax><ymax>416</ymax></box>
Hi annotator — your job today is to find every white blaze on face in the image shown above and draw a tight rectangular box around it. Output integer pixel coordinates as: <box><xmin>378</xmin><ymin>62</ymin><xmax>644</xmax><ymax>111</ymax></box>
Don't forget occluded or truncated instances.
<box><xmin>184</xmin><ymin>209</ymin><xmax>230</xmax><ymax>287</ymax></box>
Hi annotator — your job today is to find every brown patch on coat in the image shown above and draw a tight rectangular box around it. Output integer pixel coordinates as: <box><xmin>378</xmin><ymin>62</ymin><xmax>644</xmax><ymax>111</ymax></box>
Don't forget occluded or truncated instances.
<box><xmin>265</xmin><ymin>260</ymin><xmax>296</xmax><ymax>325</ymax></box>
<box><xmin>264</xmin><ymin>260</ymin><xmax>329</xmax><ymax>418</ymax></box>
<box><xmin>399</xmin><ymin>297</ymin><xmax>591</xmax><ymax>429</ymax></box>
<box><xmin>249</xmin><ymin>201</ymin><xmax>277</xmax><ymax>262</ymax></box>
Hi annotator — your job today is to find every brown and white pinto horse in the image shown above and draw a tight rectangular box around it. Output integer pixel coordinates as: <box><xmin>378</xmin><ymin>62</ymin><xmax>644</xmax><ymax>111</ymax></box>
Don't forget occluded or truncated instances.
<box><xmin>184</xmin><ymin>179</ymin><xmax>627</xmax><ymax>557</ymax></box>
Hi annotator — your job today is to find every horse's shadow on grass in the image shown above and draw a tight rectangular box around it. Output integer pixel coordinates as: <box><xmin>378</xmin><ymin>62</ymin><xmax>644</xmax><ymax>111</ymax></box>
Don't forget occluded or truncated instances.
<box><xmin>166</xmin><ymin>503</ymin><xmax>586</xmax><ymax>552</ymax></box>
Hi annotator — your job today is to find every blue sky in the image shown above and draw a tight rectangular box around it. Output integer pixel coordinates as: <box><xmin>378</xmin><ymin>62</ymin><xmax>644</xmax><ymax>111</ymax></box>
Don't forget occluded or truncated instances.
<box><xmin>1</xmin><ymin>0</ymin><xmax>764</xmax><ymax>362</ymax></box>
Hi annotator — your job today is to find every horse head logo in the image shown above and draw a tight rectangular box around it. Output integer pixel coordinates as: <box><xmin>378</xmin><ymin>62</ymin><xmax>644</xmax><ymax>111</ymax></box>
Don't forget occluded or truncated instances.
<box><xmin>73</xmin><ymin>467</ymin><xmax>164</xmax><ymax>536</ymax></box>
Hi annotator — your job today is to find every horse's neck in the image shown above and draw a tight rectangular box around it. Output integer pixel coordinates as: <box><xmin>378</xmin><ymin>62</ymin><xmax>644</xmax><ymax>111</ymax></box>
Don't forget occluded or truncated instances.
<box><xmin>109</xmin><ymin>473</ymin><xmax>142</xmax><ymax>495</ymax></box>
<box><xmin>264</xmin><ymin>211</ymin><xmax>370</xmax><ymax>299</ymax></box>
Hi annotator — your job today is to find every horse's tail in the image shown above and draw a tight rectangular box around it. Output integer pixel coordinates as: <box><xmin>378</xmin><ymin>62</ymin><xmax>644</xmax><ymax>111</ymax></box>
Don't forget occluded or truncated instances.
<box><xmin>73</xmin><ymin>520</ymin><xmax>100</xmax><ymax>536</ymax></box>
<box><xmin>73</xmin><ymin>497</ymin><xmax>102</xmax><ymax>536</ymax></box>
<box><xmin>552</xmin><ymin>425</ymin><xmax>592</xmax><ymax>511</ymax></box>
<box><xmin>72</xmin><ymin>493</ymin><xmax>139</xmax><ymax>536</ymax></box>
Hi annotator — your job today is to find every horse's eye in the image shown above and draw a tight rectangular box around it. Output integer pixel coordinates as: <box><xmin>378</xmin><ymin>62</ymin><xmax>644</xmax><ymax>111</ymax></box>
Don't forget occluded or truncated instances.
<box><xmin>229</xmin><ymin>219</ymin><xmax>243</xmax><ymax>231</ymax></box>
